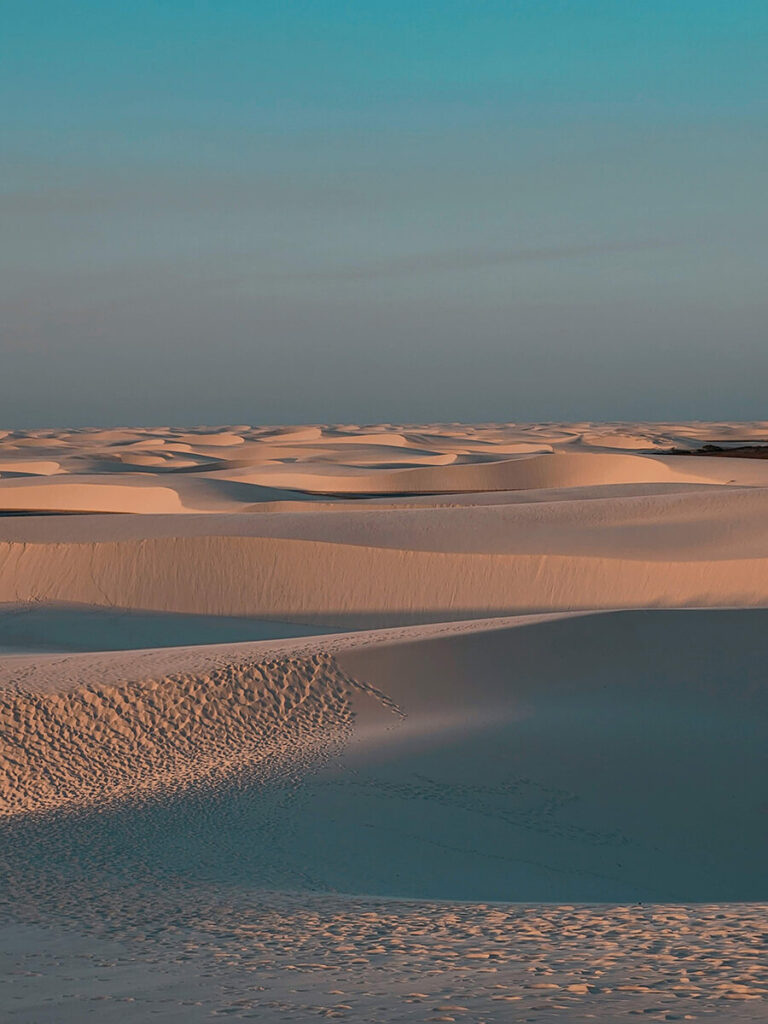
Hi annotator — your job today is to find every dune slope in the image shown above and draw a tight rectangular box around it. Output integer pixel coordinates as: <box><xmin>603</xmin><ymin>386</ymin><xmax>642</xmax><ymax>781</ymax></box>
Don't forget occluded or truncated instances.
<box><xmin>2</xmin><ymin>609</ymin><xmax>766</xmax><ymax>902</ymax></box>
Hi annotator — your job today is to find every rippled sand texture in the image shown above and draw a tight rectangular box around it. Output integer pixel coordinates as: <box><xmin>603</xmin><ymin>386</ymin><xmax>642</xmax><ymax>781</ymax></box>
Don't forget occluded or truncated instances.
<box><xmin>2</xmin><ymin>896</ymin><xmax>767</xmax><ymax>1022</ymax></box>
<box><xmin>0</xmin><ymin>654</ymin><xmax>361</xmax><ymax>816</ymax></box>
<box><xmin>1</xmin><ymin>422</ymin><xmax>768</xmax><ymax>1021</ymax></box>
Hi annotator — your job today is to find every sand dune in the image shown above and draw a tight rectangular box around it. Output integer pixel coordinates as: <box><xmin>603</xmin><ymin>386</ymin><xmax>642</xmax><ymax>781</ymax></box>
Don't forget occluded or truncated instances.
<box><xmin>206</xmin><ymin>449</ymin><xmax>768</xmax><ymax>494</ymax></box>
<box><xmin>335</xmin><ymin>609</ymin><xmax>768</xmax><ymax>901</ymax></box>
<box><xmin>1</xmin><ymin>609</ymin><xmax>766</xmax><ymax>902</ymax></box>
<box><xmin>4</xmin><ymin>444</ymin><xmax>768</xmax><ymax>623</ymax></box>
<box><xmin>3</xmin><ymin>422</ymin><xmax>768</xmax><ymax>512</ymax></box>
<box><xmin>2</xmin><ymin>519</ymin><xmax>768</xmax><ymax>624</ymax></box>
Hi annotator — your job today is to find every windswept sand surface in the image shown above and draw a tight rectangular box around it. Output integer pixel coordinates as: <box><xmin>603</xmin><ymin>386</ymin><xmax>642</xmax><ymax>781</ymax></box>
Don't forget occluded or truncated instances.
<box><xmin>1</xmin><ymin>422</ymin><xmax>767</xmax><ymax>1021</ymax></box>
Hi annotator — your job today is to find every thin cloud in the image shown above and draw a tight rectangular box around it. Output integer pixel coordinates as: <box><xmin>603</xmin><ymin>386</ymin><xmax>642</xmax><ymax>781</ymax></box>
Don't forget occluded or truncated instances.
<box><xmin>274</xmin><ymin>239</ymin><xmax>673</xmax><ymax>282</ymax></box>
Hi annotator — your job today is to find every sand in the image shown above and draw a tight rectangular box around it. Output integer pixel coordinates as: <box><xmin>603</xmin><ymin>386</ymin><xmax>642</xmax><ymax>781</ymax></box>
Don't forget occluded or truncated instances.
<box><xmin>1</xmin><ymin>422</ymin><xmax>767</xmax><ymax>1021</ymax></box>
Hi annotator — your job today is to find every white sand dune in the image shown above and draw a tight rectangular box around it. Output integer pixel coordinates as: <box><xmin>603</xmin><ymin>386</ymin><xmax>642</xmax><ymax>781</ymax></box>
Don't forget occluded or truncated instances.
<box><xmin>2</xmin><ymin>422</ymin><xmax>768</xmax><ymax>510</ymax></box>
<box><xmin>335</xmin><ymin>609</ymin><xmax>768</xmax><ymax>901</ymax></box>
<box><xmin>1</xmin><ymin>609</ymin><xmax>766</xmax><ymax>902</ymax></box>
<box><xmin>205</xmin><ymin>449</ymin><xmax>768</xmax><ymax>494</ymax></box>
<box><xmin>3</xmin><ymin>489</ymin><xmax>768</xmax><ymax>623</ymax></box>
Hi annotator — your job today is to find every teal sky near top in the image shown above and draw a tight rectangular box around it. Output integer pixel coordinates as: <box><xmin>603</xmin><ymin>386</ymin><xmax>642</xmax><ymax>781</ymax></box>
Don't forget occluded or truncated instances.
<box><xmin>2</xmin><ymin>1</ymin><xmax>767</xmax><ymax>426</ymax></box>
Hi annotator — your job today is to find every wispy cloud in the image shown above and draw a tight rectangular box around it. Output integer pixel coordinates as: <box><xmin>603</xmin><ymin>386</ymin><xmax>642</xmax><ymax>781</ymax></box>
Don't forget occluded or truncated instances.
<box><xmin>274</xmin><ymin>239</ymin><xmax>672</xmax><ymax>282</ymax></box>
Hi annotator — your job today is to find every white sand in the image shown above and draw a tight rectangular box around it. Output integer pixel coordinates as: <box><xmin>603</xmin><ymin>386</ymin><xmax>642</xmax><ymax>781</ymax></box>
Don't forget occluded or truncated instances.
<box><xmin>1</xmin><ymin>422</ymin><xmax>767</xmax><ymax>1021</ymax></box>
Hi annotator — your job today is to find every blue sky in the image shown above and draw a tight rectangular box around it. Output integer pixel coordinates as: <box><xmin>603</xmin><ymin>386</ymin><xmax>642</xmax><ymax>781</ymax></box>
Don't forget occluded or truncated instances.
<box><xmin>2</xmin><ymin>1</ymin><xmax>767</xmax><ymax>425</ymax></box>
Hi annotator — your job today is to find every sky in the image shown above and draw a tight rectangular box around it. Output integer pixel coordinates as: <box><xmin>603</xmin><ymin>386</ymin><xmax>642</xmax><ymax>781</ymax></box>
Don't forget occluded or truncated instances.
<box><xmin>1</xmin><ymin>1</ymin><xmax>767</xmax><ymax>427</ymax></box>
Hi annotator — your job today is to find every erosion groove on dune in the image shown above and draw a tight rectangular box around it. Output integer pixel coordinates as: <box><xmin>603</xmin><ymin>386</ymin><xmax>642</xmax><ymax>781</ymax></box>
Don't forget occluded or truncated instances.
<box><xmin>0</xmin><ymin>653</ymin><xmax>367</xmax><ymax>817</ymax></box>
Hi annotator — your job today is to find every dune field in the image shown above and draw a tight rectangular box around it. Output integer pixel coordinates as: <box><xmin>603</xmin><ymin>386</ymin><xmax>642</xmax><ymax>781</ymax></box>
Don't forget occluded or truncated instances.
<box><xmin>1</xmin><ymin>422</ymin><xmax>768</xmax><ymax>1022</ymax></box>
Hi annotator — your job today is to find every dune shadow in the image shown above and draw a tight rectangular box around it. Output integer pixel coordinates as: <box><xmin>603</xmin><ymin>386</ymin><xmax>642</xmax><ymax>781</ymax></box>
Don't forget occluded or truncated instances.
<box><xmin>0</xmin><ymin>603</ymin><xmax>341</xmax><ymax>653</ymax></box>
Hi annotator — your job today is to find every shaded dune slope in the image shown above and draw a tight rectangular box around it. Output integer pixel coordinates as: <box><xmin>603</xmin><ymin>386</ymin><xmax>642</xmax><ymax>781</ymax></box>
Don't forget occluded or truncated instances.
<box><xmin>2</xmin><ymin>610</ymin><xmax>767</xmax><ymax>901</ymax></box>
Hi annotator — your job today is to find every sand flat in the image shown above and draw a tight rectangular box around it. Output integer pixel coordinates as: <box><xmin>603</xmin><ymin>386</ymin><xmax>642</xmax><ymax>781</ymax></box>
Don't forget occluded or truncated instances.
<box><xmin>1</xmin><ymin>422</ymin><xmax>767</xmax><ymax>1022</ymax></box>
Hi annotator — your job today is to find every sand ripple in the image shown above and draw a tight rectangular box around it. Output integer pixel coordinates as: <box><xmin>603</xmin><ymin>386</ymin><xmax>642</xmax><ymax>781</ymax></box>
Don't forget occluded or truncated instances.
<box><xmin>2</xmin><ymin>890</ymin><xmax>767</xmax><ymax>1022</ymax></box>
<box><xmin>0</xmin><ymin>654</ymin><xmax>355</xmax><ymax>816</ymax></box>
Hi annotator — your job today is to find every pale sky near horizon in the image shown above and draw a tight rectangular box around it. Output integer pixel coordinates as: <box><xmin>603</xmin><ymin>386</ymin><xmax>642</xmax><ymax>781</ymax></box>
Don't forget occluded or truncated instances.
<box><xmin>2</xmin><ymin>1</ymin><xmax>767</xmax><ymax>427</ymax></box>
